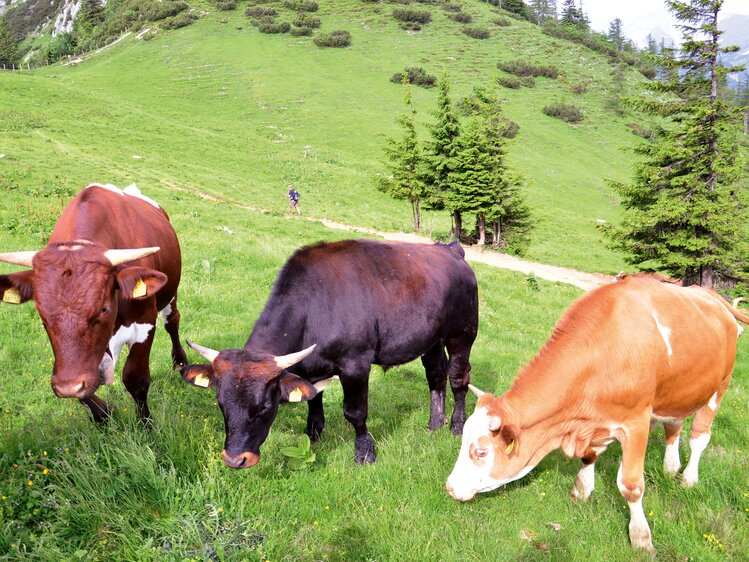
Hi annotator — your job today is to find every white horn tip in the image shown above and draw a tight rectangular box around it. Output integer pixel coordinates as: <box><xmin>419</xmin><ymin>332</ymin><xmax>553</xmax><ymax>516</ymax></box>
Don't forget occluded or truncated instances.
<box><xmin>186</xmin><ymin>339</ymin><xmax>220</xmax><ymax>363</ymax></box>
<box><xmin>468</xmin><ymin>384</ymin><xmax>486</xmax><ymax>398</ymax></box>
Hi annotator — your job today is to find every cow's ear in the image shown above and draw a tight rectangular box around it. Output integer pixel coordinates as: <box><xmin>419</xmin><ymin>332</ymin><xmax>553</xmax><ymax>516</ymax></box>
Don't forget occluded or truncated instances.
<box><xmin>116</xmin><ymin>266</ymin><xmax>167</xmax><ymax>300</ymax></box>
<box><xmin>278</xmin><ymin>372</ymin><xmax>318</xmax><ymax>403</ymax></box>
<box><xmin>181</xmin><ymin>364</ymin><xmax>216</xmax><ymax>389</ymax></box>
<box><xmin>0</xmin><ymin>271</ymin><xmax>34</xmax><ymax>305</ymax></box>
<box><xmin>499</xmin><ymin>424</ymin><xmax>520</xmax><ymax>455</ymax></box>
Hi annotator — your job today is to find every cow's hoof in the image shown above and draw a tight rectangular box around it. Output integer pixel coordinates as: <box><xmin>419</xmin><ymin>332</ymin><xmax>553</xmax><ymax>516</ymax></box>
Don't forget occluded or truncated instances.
<box><xmin>354</xmin><ymin>434</ymin><xmax>376</xmax><ymax>464</ymax></box>
<box><xmin>427</xmin><ymin>418</ymin><xmax>446</xmax><ymax>432</ymax></box>
<box><xmin>355</xmin><ymin>449</ymin><xmax>376</xmax><ymax>464</ymax></box>
<box><xmin>450</xmin><ymin>418</ymin><xmax>466</xmax><ymax>436</ymax></box>
<box><xmin>305</xmin><ymin>426</ymin><xmax>324</xmax><ymax>443</ymax></box>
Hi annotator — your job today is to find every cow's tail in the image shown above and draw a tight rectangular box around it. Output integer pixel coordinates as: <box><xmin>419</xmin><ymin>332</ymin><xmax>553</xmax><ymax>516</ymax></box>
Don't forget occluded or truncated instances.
<box><xmin>730</xmin><ymin>297</ymin><xmax>749</xmax><ymax>324</ymax></box>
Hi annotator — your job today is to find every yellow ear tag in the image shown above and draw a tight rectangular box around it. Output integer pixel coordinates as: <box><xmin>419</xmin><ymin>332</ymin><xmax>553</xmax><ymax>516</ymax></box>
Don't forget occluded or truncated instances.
<box><xmin>288</xmin><ymin>387</ymin><xmax>303</xmax><ymax>402</ymax></box>
<box><xmin>132</xmin><ymin>278</ymin><xmax>147</xmax><ymax>298</ymax></box>
<box><xmin>3</xmin><ymin>287</ymin><xmax>21</xmax><ymax>304</ymax></box>
<box><xmin>505</xmin><ymin>440</ymin><xmax>517</xmax><ymax>455</ymax></box>
<box><xmin>193</xmin><ymin>373</ymin><xmax>211</xmax><ymax>388</ymax></box>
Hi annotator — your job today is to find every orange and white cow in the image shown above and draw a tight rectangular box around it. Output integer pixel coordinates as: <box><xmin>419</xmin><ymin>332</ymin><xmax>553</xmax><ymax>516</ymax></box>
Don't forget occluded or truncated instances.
<box><xmin>445</xmin><ymin>274</ymin><xmax>747</xmax><ymax>551</ymax></box>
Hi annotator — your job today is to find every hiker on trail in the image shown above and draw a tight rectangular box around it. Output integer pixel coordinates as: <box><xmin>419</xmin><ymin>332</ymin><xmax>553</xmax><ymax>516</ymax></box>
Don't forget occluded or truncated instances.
<box><xmin>288</xmin><ymin>185</ymin><xmax>301</xmax><ymax>216</ymax></box>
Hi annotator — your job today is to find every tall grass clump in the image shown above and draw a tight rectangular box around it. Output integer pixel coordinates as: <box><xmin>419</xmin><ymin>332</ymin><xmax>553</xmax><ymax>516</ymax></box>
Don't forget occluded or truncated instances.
<box><xmin>390</xmin><ymin>66</ymin><xmax>436</xmax><ymax>88</ymax></box>
<box><xmin>284</xmin><ymin>0</ymin><xmax>318</xmax><ymax>11</ymax></box>
<box><xmin>214</xmin><ymin>0</ymin><xmax>238</xmax><ymax>11</ymax></box>
<box><xmin>293</xmin><ymin>14</ymin><xmax>321</xmax><ymax>28</ymax></box>
<box><xmin>246</xmin><ymin>6</ymin><xmax>277</xmax><ymax>17</ymax></box>
<box><xmin>497</xmin><ymin>74</ymin><xmax>533</xmax><ymax>89</ymax></box>
<box><xmin>543</xmin><ymin>102</ymin><xmax>583</xmax><ymax>123</ymax></box>
<box><xmin>392</xmin><ymin>7</ymin><xmax>431</xmax><ymax>24</ymax></box>
<box><xmin>497</xmin><ymin>59</ymin><xmax>558</xmax><ymax>79</ymax></box>
<box><xmin>160</xmin><ymin>12</ymin><xmax>197</xmax><ymax>29</ymax></box>
<box><xmin>493</xmin><ymin>16</ymin><xmax>511</xmax><ymax>26</ymax></box>
<box><xmin>290</xmin><ymin>26</ymin><xmax>313</xmax><ymax>36</ymax></box>
<box><xmin>313</xmin><ymin>30</ymin><xmax>351</xmax><ymax>47</ymax></box>
<box><xmin>450</xmin><ymin>12</ymin><xmax>471</xmax><ymax>23</ymax></box>
<box><xmin>259</xmin><ymin>21</ymin><xmax>291</xmax><ymax>33</ymax></box>
<box><xmin>462</xmin><ymin>26</ymin><xmax>489</xmax><ymax>39</ymax></box>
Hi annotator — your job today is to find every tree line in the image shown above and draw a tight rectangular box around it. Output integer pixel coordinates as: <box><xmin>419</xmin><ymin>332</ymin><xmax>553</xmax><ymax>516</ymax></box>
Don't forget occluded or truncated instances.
<box><xmin>378</xmin><ymin>76</ymin><xmax>532</xmax><ymax>253</ymax></box>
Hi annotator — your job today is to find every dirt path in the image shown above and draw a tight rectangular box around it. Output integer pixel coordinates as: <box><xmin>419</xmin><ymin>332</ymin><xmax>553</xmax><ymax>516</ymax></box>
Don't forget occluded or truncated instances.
<box><xmin>162</xmin><ymin>182</ymin><xmax>610</xmax><ymax>291</ymax></box>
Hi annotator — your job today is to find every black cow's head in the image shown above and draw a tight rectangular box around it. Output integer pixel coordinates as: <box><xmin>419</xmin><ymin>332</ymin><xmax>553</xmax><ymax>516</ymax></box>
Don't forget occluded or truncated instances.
<box><xmin>0</xmin><ymin>244</ymin><xmax>165</xmax><ymax>398</ymax></box>
<box><xmin>181</xmin><ymin>341</ymin><xmax>318</xmax><ymax>469</ymax></box>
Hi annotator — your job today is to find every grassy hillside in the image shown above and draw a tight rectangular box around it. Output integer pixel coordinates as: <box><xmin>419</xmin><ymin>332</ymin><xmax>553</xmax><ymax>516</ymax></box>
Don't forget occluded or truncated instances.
<box><xmin>0</xmin><ymin>0</ymin><xmax>658</xmax><ymax>273</ymax></box>
<box><xmin>1</xmin><ymin>187</ymin><xmax>748</xmax><ymax>560</ymax></box>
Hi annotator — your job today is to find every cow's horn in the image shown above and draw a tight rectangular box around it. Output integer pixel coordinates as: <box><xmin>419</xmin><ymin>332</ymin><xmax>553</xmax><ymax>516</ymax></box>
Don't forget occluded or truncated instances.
<box><xmin>103</xmin><ymin>247</ymin><xmax>161</xmax><ymax>266</ymax></box>
<box><xmin>0</xmin><ymin>251</ymin><xmax>37</xmax><ymax>268</ymax></box>
<box><xmin>468</xmin><ymin>384</ymin><xmax>485</xmax><ymax>398</ymax></box>
<box><xmin>274</xmin><ymin>344</ymin><xmax>317</xmax><ymax>369</ymax></box>
<box><xmin>186</xmin><ymin>340</ymin><xmax>219</xmax><ymax>362</ymax></box>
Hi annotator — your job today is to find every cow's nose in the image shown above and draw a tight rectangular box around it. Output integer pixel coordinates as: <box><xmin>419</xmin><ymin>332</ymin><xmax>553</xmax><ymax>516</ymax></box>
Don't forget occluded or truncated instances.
<box><xmin>52</xmin><ymin>379</ymin><xmax>88</xmax><ymax>398</ymax></box>
<box><xmin>221</xmin><ymin>450</ymin><xmax>260</xmax><ymax>469</ymax></box>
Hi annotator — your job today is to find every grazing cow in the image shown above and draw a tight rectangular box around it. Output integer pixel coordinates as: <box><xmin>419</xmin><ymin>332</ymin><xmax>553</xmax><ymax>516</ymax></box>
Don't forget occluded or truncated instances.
<box><xmin>0</xmin><ymin>184</ymin><xmax>188</xmax><ymax>422</ymax></box>
<box><xmin>445</xmin><ymin>274</ymin><xmax>748</xmax><ymax>551</ymax></box>
<box><xmin>182</xmin><ymin>239</ymin><xmax>478</xmax><ymax>469</ymax></box>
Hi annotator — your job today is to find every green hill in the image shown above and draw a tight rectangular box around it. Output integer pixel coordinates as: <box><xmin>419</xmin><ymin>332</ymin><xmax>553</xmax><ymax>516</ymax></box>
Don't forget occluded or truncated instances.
<box><xmin>0</xmin><ymin>0</ymin><xmax>659</xmax><ymax>273</ymax></box>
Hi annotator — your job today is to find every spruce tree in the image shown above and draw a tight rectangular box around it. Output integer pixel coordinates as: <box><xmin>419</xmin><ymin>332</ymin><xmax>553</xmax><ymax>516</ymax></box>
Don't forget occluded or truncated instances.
<box><xmin>528</xmin><ymin>0</ymin><xmax>556</xmax><ymax>24</ymax></box>
<box><xmin>603</xmin><ymin>0</ymin><xmax>747</xmax><ymax>288</ymax></box>
<box><xmin>425</xmin><ymin>76</ymin><xmax>462</xmax><ymax>238</ymax></box>
<box><xmin>377</xmin><ymin>83</ymin><xmax>427</xmax><ymax>231</ymax></box>
<box><xmin>485</xmin><ymin>173</ymin><xmax>533</xmax><ymax>252</ymax></box>
<box><xmin>0</xmin><ymin>16</ymin><xmax>18</xmax><ymax>67</ymax></box>
<box><xmin>608</xmin><ymin>18</ymin><xmax>625</xmax><ymax>51</ymax></box>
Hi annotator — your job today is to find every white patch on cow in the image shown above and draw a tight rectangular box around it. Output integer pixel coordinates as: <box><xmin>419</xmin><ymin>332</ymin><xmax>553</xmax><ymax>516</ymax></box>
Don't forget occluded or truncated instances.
<box><xmin>445</xmin><ymin>407</ymin><xmax>535</xmax><ymax>501</ymax></box>
<box><xmin>737</xmin><ymin>324</ymin><xmax>744</xmax><ymax>337</ymax></box>
<box><xmin>159</xmin><ymin>298</ymin><xmax>174</xmax><ymax>325</ymax></box>
<box><xmin>707</xmin><ymin>392</ymin><xmax>718</xmax><ymax>411</ymax></box>
<box><xmin>651</xmin><ymin>414</ymin><xmax>680</xmax><ymax>425</ymax></box>
<box><xmin>571</xmin><ymin>462</ymin><xmax>596</xmax><ymax>501</ymax></box>
<box><xmin>107</xmin><ymin>322</ymin><xmax>154</xmax><ymax>369</ymax></box>
<box><xmin>627</xmin><ymin>495</ymin><xmax>653</xmax><ymax>550</ymax></box>
<box><xmin>663</xmin><ymin>437</ymin><xmax>681</xmax><ymax>475</ymax></box>
<box><xmin>652</xmin><ymin>312</ymin><xmax>673</xmax><ymax>357</ymax></box>
<box><xmin>98</xmin><ymin>353</ymin><xmax>115</xmax><ymax>385</ymax></box>
<box><xmin>85</xmin><ymin>183</ymin><xmax>161</xmax><ymax>209</ymax></box>
<box><xmin>313</xmin><ymin>376</ymin><xmax>339</xmax><ymax>392</ymax></box>
<box><xmin>682</xmin><ymin>433</ymin><xmax>710</xmax><ymax>487</ymax></box>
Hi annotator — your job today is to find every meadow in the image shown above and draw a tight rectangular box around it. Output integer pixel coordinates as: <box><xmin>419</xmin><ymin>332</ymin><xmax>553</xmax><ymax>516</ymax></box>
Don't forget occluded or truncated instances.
<box><xmin>1</xmin><ymin>0</ymin><xmax>749</xmax><ymax>559</ymax></box>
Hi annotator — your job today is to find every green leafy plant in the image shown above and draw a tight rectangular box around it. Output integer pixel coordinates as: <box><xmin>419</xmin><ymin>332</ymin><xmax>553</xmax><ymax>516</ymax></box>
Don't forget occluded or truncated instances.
<box><xmin>280</xmin><ymin>434</ymin><xmax>316</xmax><ymax>469</ymax></box>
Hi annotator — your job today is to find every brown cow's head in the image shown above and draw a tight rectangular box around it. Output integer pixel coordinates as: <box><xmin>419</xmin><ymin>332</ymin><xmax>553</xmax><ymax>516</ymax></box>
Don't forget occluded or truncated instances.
<box><xmin>181</xmin><ymin>341</ymin><xmax>318</xmax><ymax>469</ymax></box>
<box><xmin>0</xmin><ymin>243</ymin><xmax>166</xmax><ymax>398</ymax></box>
<box><xmin>445</xmin><ymin>384</ymin><xmax>534</xmax><ymax>502</ymax></box>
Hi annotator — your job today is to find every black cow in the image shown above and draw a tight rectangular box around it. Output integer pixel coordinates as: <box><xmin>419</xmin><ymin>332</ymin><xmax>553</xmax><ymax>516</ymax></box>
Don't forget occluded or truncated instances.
<box><xmin>182</xmin><ymin>239</ymin><xmax>478</xmax><ymax>468</ymax></box>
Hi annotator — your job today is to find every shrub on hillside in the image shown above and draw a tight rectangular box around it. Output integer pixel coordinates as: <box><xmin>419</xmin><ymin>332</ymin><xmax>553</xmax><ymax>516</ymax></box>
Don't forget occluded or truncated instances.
<box><xmin>392</xmin><ymin>7</ymin><xmax>431</xmax><ymax>24</ymax></box>
<box><xmin>246</xmin><ymin>6</ymin><xmax>277</xmax><ymax>17</ymax></box>
<box><xmin>250</xmin><ymin>15</ymin><xmax>276</xmax><ymax>26</ymax></box>
<box><xmin>570</xmin><ymin>81</ymin><xmax>588</xmax><ymax>94</ymax></box>
<box><xmin>497</xmin><ymin>60</ymin><xmax>558</xmax><ymax>79</ymax></box>
<box><xmin>293</xmin><ymin>14</ymin><xmax>321</xmax><ymax>27</ymax></box>
<box><xmin>493</xmin><ymin>17</ymin><xmax>511</xmax><ymax>26</ymax></box>
<box><xmin>259</xmin><ymin>20</ymin><xmax>291</xmax><ymax>33</ymax></box>
<box><xmin>543</xmin><ymin>102</ymin><xmax>583</xmax><ymax>123</ymax></box>
<box><xmin>284</xmin><ymin>0</ymin><xmax>318</xmax><ymax>11</ymax></box>
<box><xmin>313</xmin><ymin>29</ymin><xmax>351</xmax><ymax>47</ymax></box>
<box><xmin>442</xmin><ymin>4</ymin><xmax>462</xmax><ymax>12</ymax></box>
<box><xmin>626</xmin><ymin>122</ymin><xmax>655</xmax><ymax>140</ymax></box>
<box><xmin>462</xmin><ymin>26</ymin><xmax>489</xmax><ymax>39</ymax></box>
<box><xmin>450</xmin><ymin>12</ymin><xmax>471</xmax><ymax>23</ymax></box>
<box><xmin>160</xmin><ymin>11</ymin><xmax>196</xmax><ymax>29</ymax></box>
<box><xmin>400</xmin><ymin>21</ymin><xmax>423</xmax><ymax>31</ymax></box>
<box><xmin>214</xmin><ymin>0</ymin><xmax>238</xmax><ymax>11</ymax></box>
<box><xmin>290</xmin><ymin>26</ymin><xmax>312</xmax><ymax>35</ymax></box>
<box><xmin>497</xmin><ymin>74</ymin><xmax>533</xmax><ymax>89</ymax></box>
<box><xmin>390</xmin><ymin>66</ymin><xmax>436</xmax><ymax>88</ymax></box>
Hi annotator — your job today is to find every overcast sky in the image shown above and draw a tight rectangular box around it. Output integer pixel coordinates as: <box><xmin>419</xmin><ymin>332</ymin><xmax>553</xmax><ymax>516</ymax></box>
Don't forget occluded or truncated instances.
<box><xmin>584</xmin><ymin>0</ymin><xmax>749</xmax><ymax>45</ymax></box>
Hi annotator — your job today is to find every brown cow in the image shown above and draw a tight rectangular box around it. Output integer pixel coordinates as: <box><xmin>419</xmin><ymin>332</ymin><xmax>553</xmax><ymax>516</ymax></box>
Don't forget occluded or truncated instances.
<box><xmin>445</xmin><ymin>274</ymin><xmax>747</xmax><ymax>551</ymax></box>
<box><xmin>0</xmin><ymin>184</ymin><xmax>188</xmax><ymax>422</ymax></box>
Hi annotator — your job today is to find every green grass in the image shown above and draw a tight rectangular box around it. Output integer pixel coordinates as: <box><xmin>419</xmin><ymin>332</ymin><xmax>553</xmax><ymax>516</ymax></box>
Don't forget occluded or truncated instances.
<box><xmin>0</xmin><ymin>0</ymin><xmax>661</xmax><ymax>274</ymax></box>
<box><xmin>1</xmin><ymin>188</ymin><xmax>748</xmax><ymax>560</ymax></box>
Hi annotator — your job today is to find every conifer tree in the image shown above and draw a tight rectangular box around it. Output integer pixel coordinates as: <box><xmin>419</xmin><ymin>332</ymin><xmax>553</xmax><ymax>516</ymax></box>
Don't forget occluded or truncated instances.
<box><xmin>528</xmin><ymin>0</ymin><xmax>556</xmax><ymax>24</ymax></box>
<box><xmin>603</xmin><ymin>0</ymin><xmax>747</xmax><ymax>288</ymax></box>
<box><xmin>0</xmin><ymin>16</ymin><xmax>18</xmax><ymax>67</ymax></box>
<box><xmin>377</xmin><ymin>82</ymin><xmax>427</xmax><ymax>231</ymax></box>
<box><xmin>608</xmin><ymin>18</ymin><xmax>625</xmax><ymax>51</ymax></box>
<box><xmin>424</xmin><ymin>76</ymin><xmax>462</xmax><ymax>238</ymax></box>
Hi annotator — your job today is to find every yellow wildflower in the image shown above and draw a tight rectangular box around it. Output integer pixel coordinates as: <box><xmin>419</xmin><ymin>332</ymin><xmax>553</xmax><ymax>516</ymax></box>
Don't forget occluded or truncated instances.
<box><xmin>27</xmin><ymin>480</ymin><xmax>33</xmax><ymax>486</ymax></box>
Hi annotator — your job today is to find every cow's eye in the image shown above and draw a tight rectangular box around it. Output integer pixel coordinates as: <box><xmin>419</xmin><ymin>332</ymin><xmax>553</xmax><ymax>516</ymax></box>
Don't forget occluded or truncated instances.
<box><xmin>474</xmin><ymin>448</ymin><xmax>488</xmax><ymax>458</ymax></box>
<box><xmin>100</xmin><ymin>306</ymin><xmax>111</xmax><ymax>316</ymax></box>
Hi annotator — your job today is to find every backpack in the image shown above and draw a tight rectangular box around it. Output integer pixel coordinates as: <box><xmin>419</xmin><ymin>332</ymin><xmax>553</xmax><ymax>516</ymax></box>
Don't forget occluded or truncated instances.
<box><xmin>291</xmin><ymin>189</ymin><xmax>299</xmax><ymax>202</ymax></box>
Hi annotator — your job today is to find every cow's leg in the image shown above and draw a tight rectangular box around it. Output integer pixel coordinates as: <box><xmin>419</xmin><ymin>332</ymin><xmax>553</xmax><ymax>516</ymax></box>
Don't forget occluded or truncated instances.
<box><xmin>617</xmin><ymin>419</ymin><xmax>653</xmax><ymax>552</ymax></box>
<box><xmin>80</xmin><ymin>395</ymin><xmax>111</xmax><ymax>424</ymax></box>
<box><xmin>160</xmin><ymin>295</ymin><xmax>188</xmax><ymax>370</ymax></box>
<box><xmin>121</xmin><ymin>305</ymin><xmax>158</xmax><ymax>423</ymax></box>
<box><xmin>570</xmin><ymin>448</ymin><xmax>605</xmax><ymax>501</ymax></box>
<box><xmin>305</xmin><ymin>392</ymin><xmax>325</xmax><ymax>443</ymax></box>
<box><xmin>662</xmin><ymin>420</ymin><xmax>683</xmax><ymax>476</ymax></box>
<box><xmin>421</xmin><ymin>341</ymin><xmax>448</xmax><ymax>431</ymax></box>
<box><xmin>445</xmin><ymin>338</ymin><xmax>472</xmax><ymax>435</ymax></box>
<box><xmin>682</xmin><ymin>383</ymin><xmax>727</xmax><ymax>487</ymax></box>
<box><xmin>340</xmin><ymin>361</ymin><xmax>375</xmax><ymax>464</ymax></box>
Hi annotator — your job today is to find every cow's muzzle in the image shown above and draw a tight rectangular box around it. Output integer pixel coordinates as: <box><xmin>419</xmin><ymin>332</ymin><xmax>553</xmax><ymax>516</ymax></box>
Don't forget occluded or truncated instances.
<box><xmin>221</xmin><ymin>450</ymin><xmax>260</xmax><ymax>469</ymax></box>
<box><xmin>52</xmin><ymin>378</ymin><xmax>95</xmax><ymax>398</ymax></box>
